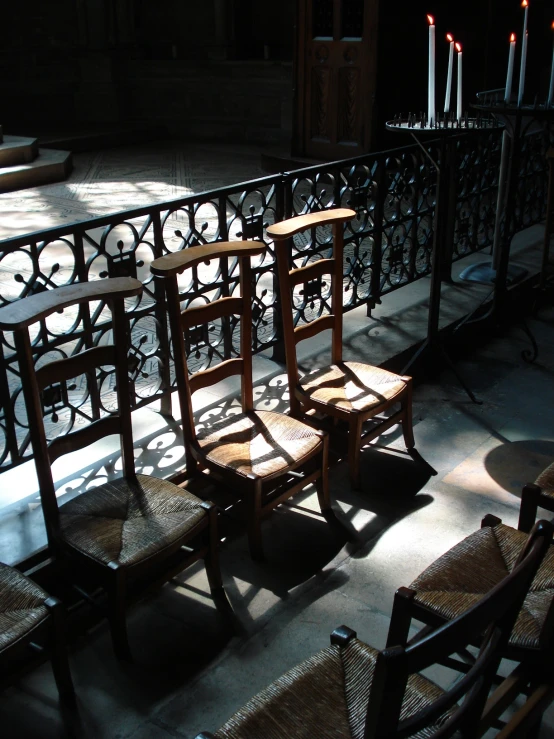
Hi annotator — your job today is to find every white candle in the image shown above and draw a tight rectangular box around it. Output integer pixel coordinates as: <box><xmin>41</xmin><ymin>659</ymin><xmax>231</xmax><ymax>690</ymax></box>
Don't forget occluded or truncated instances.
<box><xmin>518</xmin><ymin>0</ymin><xmax>529</xmax><ymax>106</ymax></box>
<box><xmin>456</xmin><ymin>42</ymin><xmax>463</xmax><ymax>122</ymax></box>
<box><xmin>444</xmin><ymin>34</ymin><xmax>454</xmax><ymax>113</ymax></box>
<box><xmin>428</xmin><ymin>15</ymin><xmax>436</xmax><ymax>126</ymax></box>
<box><xmin>505</xmin><ymin>33</ymin><xmax>516</xmax><ymax>103</ymax></box>
<box><xmin>547</xmin><ymin>21</ymin><xmax>554</xmax><ymax>105</ymax></box>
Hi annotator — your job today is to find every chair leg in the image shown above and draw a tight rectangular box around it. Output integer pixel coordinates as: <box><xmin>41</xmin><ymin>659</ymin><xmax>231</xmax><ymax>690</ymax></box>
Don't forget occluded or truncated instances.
<box><xmin>204</xmin><ymin>505</ymin><xmax>223</xmax><ymax>592</ymax></box>
<box><xmin>44</xmin><ymin>597</ymin><xmax>75</xmax><ymax>703</ymax></box>
<box><xmin>246</xmin><ymin>479</ymin><xmax>264</xmax><ymax>561</ymax></box>
<box><xmin>348</xmin><ymin>417</ymin><xmax>363</xmax><ymax>490</ymax></box>
<box><xmin>518</xmin><ymin>483</ymin><xmax>542</xmax><ymax>533</ymax></box>
<box><xmin>386</xmin><ymin>587</ymin><xmax>416</xmax><ymax>648</ymax></box>
<box><xmin>107</xmin><ymin>562</ymin><xmax>132</xmax><ymax>661</ymax></box>
<box><xmin>401</xmin><ymin>378</ymin><xmax>415</xmax><ymax>450</ymax></box>
<box><xmin>316</xmin><ymin>434</ymin><xmax>331</xmax><ymax>513</ymax></box>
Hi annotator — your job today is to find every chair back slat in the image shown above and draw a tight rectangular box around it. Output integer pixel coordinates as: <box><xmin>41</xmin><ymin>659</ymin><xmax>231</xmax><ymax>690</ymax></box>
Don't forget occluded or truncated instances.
<box><xmin>289</xmin><ymin>258</ymin><xmax>335</xmax><ymax>288</ymax></box>
<box><xmin>294</xmin><ymin>315</ymin><xmax>336</xmax><ymax>345</ymax></box>
<box><xmin>151</xmin><ymin>241</ymin><xmax>265</xmax><ymax>277</ymax></box>
<box><xmin>36</xmin><ymin>346</ymin><xmax>117</xmax><ymax>391</ymax></box>
<box><xmin>366</xmin><ymin>520</ymin><xmax>553</xmax><ymax>739</ymax></box>
<box><xmin>189</xmin><ymin>359</ymin><xmax>245</xmax><ymax>395</ymax></box>
<box><xmin>0</xmin><ymin>278</ymin><xmax>142</xmax><ymax>330</ymax></box>
<box><xmin>5</xmin><ymin>278</ymin><xmax>142</xmax><ymax>546</ymax></box>
<box><xmin>266</xmin><ymin>208</ymin><xmax>356</xmax><ymax>241</ymax></box>
<box><xmin>48</xmin><ymin>416</ymin><xmax>122</xmax><ymax>464</ymax></box>
<box><xmin>181</xmin><ymin>297</ymin><xmax>244</xmax><ymax>330</ymax></box>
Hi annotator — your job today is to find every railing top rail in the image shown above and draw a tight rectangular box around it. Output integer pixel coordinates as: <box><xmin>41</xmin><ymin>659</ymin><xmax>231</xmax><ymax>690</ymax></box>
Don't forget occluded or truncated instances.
<box><xmin>0</xmin><ymin>139</ymin><xmax>444</xmax><ymax>251</ymax></box>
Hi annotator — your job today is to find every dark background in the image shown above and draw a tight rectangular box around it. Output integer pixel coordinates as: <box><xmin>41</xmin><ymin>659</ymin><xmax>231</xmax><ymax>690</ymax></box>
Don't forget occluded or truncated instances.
<box><xmin>0</xmin><ymin>0</ymin><xmax>551</xmax><ymax>153</ymax></box>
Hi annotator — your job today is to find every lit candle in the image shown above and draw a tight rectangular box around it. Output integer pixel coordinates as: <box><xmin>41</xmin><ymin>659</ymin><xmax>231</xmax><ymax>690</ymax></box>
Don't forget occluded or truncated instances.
<box><xmin>456</xmin><ymin>42</ymin><xmax>463</xmax><ymax>122</ymax></box>
<box><xmin>505</xmin><ymin>33</ymin><xmax>516</xmax><ymax>103</ymax></box>
<box><xmin>518</xmin><ymin>0</ymin><xmax>529</xmax><ymax>106</ymax></box>
<box><xmin>444</xmin><ymin>34</ymin><xmax>454</xmax><ymax>113</ymax></box>
<box><xmin>547</xmin><ymin>21</ymin><xmax>554</xmax><ymax>105</ymax></box>
<box><xmin>428</xmin><ymin>15</ymin><xmax>436</xmax><ymax>126</ymax></box>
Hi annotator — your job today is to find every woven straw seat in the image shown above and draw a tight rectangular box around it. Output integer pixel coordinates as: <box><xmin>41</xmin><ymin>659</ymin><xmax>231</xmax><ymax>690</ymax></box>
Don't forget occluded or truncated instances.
<box><xmin>59</xmin><ymin>475</ymin><xmax>208</xmax><ymax>567</ymax></box>
<box><xmin>299</xmin><ymin>362</ymin><xmax>408</xmax><ymax>413</ymax></box>
<box><xmin>0</xmin><ymin>564</ymin><xmax>50</xmax><ymax>650</ymax></box>
<box><xmin>536</xmin><ymin>463</ymin><xmax>554</xmax><ymax>499</ymax></box>
<box><xmin>197</xmin><ymin>410</ymin><xmax>324</xmax><ymax>479</ymax></box>
<box><xmin>409</xmin><ymin>523</ymin><xmax>554</xmax><ymax>651</ymax></box>
<box><xmin>212</xmin><ymin>639</ymin><xmax>451</xmax><ymax>739</ymax></box>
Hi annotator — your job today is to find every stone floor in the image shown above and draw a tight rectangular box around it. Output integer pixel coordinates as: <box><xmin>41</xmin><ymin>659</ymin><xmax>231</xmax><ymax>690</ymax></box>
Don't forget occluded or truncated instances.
<box><xmin>0</xmin><ymin>302</ymin><xmax>553</xmax><ymax>738</ymax></box>
<box><xmin>0</xmin><ymin>140</ymin><xmax>265</xmax><ymax>241</ymax></box>
<box><xmin>1</xmin><ymin>139</ymin><xmax>554</xmax><ymax>737</ymax></box>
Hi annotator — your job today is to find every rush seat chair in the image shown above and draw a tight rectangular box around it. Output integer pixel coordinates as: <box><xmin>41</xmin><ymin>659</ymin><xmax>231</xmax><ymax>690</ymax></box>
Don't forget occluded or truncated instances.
<box><xmin>0</xmin><ymin>277</ymin><xmax>226</xmax><ymax>660</ymax></box>
<box><xmin>0</xmin><ymin>562</ymin><xmax>74</xmax><ymax>701</ymax></box>
<box><xmin>386</xmin><ymin>506</ymin><xmax>554</xmax><ymax>737</ymax></box>
<box><xmin>267</xmin><ymin>208</ymin><xmax>415</xmax><ymax>489</ymax></box>
<box><xmin>151</xmin><ymin>241</ymin><xmax>330</xmax><ymax>561</ymax></box>
<box><xmin>196</xmin><ymin>520</ymin><xmax>553</xmax><ymax>738</ymax></box>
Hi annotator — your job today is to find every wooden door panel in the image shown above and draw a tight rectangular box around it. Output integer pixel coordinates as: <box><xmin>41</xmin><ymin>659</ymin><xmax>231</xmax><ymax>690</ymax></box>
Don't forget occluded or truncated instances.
<box><xmin>295</xmin><ymin>0</ymin><xmax>377</xmax><ymax>160</ymax></box>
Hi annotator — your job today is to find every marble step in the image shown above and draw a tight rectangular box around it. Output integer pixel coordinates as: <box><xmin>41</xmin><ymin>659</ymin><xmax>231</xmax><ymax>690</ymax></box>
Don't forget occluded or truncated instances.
<box><xmin>0</xmin><ymin>136</ymin><xmax>39</xmax><ymax>168</ymax></box>
<box><xmin>0</xmin><ymin>148</ymin><xmax>72</xmax><ymax>194</ymax></box>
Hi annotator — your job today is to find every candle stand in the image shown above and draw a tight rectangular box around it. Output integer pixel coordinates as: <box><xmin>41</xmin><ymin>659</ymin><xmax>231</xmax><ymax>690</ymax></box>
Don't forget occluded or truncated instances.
<box><xmin>386</xmin><ymin>116</ymin><xmax>503</xmax><ymax>403</ymax></box>
<box><xmin>465</xmin><ymin>96</ymin><xmax>554</xmax><ymax>362</ymax></box>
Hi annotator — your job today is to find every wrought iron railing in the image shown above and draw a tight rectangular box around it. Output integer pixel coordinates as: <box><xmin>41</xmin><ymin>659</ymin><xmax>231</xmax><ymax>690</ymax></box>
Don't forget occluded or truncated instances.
<box><xmin>0</xmin><ymin>127</ymin><xmax>549</xmax><ymax>472</ymax></box>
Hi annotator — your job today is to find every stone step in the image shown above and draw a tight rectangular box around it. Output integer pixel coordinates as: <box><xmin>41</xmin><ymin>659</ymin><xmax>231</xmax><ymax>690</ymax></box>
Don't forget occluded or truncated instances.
<box><xmin>0</xmin><ymin>148</ymin><xmax>72</xmax><ymax>194</ymax></box>
<box><xmin>0</xmin><ymin>136</ymin><xmax>39</xmax><ymax>168</ymax></box>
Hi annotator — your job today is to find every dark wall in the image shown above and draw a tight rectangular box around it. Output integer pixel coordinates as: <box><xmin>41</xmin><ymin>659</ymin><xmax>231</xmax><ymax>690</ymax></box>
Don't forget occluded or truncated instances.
<box><xmin>0</xmin><ymin>0</ymin><xmax>550</xmax><ymax>149</ymax></box>
<box><xmin>0</xmin><ymin>0</ymin><xmax>296</xmax><ymax>142</ymax></box>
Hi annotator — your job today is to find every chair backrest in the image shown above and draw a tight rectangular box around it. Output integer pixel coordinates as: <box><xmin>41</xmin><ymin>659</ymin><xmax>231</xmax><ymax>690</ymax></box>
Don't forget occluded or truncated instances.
<box><xmin>267</xmin><ymin>209</ymin><xmax>355</xmax><ymax>404</ymax></box>
<box><xmin>365</xmin><ymin>519</ymin><xmax>553</xmax><ymax>739</ymax></box>
<box><xmin>151</xmin><ymin>241</ymin><xmax>266</xmax><ymax>448</ymax></box>
<box><xmin>0</xmin><ymin>278</ymin><xmax>143</xmax><ymax>546</ymax></box>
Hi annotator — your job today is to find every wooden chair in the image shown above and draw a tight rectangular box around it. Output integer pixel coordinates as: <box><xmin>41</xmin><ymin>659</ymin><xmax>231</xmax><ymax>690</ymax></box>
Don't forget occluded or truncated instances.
<box><xmin>0</xmin><ymin>563</ymin><xmax>74</xmax><ymax>701</ymax></box>
<box><xmin>195</xmin><ymin>520</ymin><xmax>553</xmax><ymax>739</ymax></box>
<box><xmin>386</xmin><ymin>506</ymin><xmax>554</xmax><ymax>737</ymax></box>
<box><xmin>151</xmin><ymin>242</ymin><xmax>330</xmax><ymax>561</ymax></box>
<box><xmin>267</xmin><ymin>208</ymin><xmax>414</xmax><ymax>489</ymax></box>
<box><xmin>0</xmin><ymin>278</ymin><xmax>226</xmax><ymax>660</ymax></box>
<box><xmin>518</xmin><ymin>464</ymin><xmax>554</xmax><ymax>533</ymax></box>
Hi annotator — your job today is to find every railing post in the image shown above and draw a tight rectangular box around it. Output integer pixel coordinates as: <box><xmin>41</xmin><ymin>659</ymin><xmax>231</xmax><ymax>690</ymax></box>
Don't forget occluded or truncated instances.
<box><xmin>152</xmin><ymin>211</ymin><xmax>173</xmax><ymax>417</ymax></box>
<box><xmin>368</xmin><ymin>157</ymin><xmax>386</xmax><ymax>317</ymax></box>
<box><xmin>271</xmin><ymin>174</ymin><xmax>288</xmax><ymax>364</ymax></box>
<box><xmin>0</xmin><ymin>342</ymin><xmax>19</xmax><ymax>465</ymax></box>
<box><xmin>440</xmin><ymin>136</ymin><xmax>460</xmax><ymax>283</ymax></box>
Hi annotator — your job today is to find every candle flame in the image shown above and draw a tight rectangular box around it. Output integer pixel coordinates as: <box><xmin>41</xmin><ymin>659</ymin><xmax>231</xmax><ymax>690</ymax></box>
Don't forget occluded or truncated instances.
<box><xmin>446</xmin><ymin>33</ymin><xmax>454</xmax><ymax>42</ymax></box>
<box><xmin>521</xmin><ymin>0</ymin><xmax>528</xmax><ymax>7</ymax></box>
<box><xmin>510</xmin><ymin>33</ymin><xmax>516</xmax><ymax>42</ymax></box>
<box><xmin>427</xmin><ymin>14</ymin><xmax>434</xmax><ymax>25</ymax></box>
<box><xmin>551</xmin><ymin>20</ymin><xmax>554</xmax><ymax>30</ymax></box>
<box><xmin>455</xmin><ymin>42</ymin><xmax>462</xmax><ymax>52</ymax></box>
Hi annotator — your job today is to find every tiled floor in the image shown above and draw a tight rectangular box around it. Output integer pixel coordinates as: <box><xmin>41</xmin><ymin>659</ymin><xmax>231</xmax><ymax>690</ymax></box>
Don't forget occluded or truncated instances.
<box><xmin>0</xmin><ymin>141</ymin><xmax>265</xmax><ymax>241</ymax></box>
<box><xmin>1</xmin><ymin>140</ymin><xmax>553</xmax><ymax>737</ymax></box>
